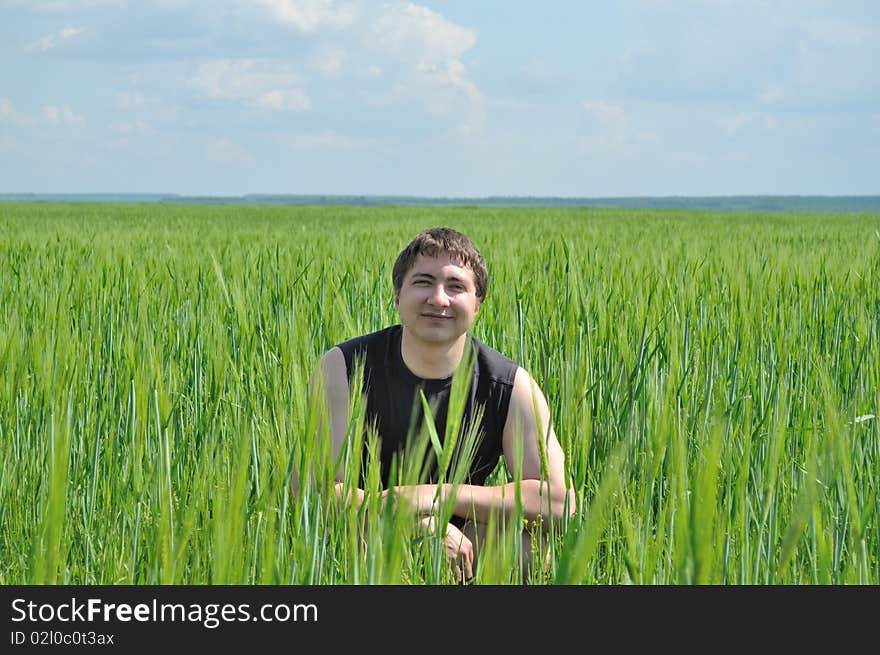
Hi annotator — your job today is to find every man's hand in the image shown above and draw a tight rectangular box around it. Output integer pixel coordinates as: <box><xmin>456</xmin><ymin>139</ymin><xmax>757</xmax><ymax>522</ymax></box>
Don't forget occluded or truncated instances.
<box><xmin>444</xmin><ymin>521</ymin><xmax>474</xmax><ymax>583</ymax></box>
<box><xmin>421</xmin><ymin>516</ymin><xmax>474</xmax><ymax>583</ymax></box>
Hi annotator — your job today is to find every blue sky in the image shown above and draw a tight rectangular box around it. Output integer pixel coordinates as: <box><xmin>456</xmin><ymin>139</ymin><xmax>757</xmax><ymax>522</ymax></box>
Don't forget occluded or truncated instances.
<box><xmin>1</xmin><ymin>0</ymin><xmax>878</xmax><ymax>197</ymax></box>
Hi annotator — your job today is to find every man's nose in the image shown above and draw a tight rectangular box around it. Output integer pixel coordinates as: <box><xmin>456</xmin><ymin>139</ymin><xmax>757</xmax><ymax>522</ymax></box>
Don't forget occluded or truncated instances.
<box><xmin>427</xmin><ymin>284</ymin><xmax>451</xmax><ymax>306</ymax></box>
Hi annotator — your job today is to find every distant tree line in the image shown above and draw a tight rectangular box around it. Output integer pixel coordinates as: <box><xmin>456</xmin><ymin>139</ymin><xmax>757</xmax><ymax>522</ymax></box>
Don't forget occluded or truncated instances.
<box><xmin>2</xmin><ymin>193</ymin><xmax>880</xmax><ymax>213</ymax></box>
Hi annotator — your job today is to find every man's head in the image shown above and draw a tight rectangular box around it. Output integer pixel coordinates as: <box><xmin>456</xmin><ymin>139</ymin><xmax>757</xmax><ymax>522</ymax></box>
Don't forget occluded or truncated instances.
<box><xmin>392</xmin><ymin>227</ymin><xmax>487</xmax><ymax>300</ymax></box>
<box><xmin>392</xmin><ymin>228</ymin><xmax>487</xmax><ymax>346</ymax></box>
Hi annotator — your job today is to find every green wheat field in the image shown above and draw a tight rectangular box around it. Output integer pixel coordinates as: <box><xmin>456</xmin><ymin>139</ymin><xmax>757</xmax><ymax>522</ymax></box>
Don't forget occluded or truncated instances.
<box><xmin>1</xmin><ymin>203</ymin><xmax>878</xmax><ymax>585</ymax></box>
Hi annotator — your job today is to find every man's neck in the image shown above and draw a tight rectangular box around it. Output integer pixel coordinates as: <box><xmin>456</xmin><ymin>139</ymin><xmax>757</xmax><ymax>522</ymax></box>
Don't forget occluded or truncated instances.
<box><xmin>400</xmin><ymin>327</ymin><xmax>466</xmax><ymax>379</ymax></box>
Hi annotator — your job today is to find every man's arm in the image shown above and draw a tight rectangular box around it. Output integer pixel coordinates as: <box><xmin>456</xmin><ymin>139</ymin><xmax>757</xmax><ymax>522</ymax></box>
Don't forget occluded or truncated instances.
<box><xmin>386</xmin><ymin>367</ymin><xmax>576</xmax><ymax>529</ymax></box>
<box><xmin>292</xmin><ymin>347</ymin><xmax>365</xmax><ymax>508</ymax></box>
<box><xmin>296</xmin><ymin>349</ymin><xmax>473</xmax><ymax>578</ymax></box>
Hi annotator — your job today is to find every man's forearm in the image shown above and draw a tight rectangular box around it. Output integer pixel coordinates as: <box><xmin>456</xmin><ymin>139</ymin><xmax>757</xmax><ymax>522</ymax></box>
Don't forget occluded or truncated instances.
<box><xmin>450</xmin><ymin>480</ymin><xmax>574</xmax><ymax>526</ymax></box>
<box><xmin>387</xmin><ymin>480</ymin><xmax>575</xmax><ymax>528</ymax></box>
<box><xmin>334</xmin><ymin>482</ymin><xmax>366</xmax><ymax>511</ymax></box>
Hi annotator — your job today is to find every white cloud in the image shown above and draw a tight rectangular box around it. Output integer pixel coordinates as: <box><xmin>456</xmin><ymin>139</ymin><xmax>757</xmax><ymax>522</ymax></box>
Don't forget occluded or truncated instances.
<box><xmin>0</xmin><ymin>98</ymin><xmax>52</xmax><ymax>128</ymax></box>
<box><xmin>311</xmin><ymin>47</ymin><xmax>345</xmax><ymax>76</ymax></box>
<box><xmin>719</xmin><ymin>112</ymin><xmax>752</xmax><ymax>135</ymax></box>
<box><xmin>257</xmin><ymin>88</ymin><xmax>310</xmax><ymax>110</ymax></box>
<box><xmin>257</xmin><ymin>1</ymin><xmax>482</xmax><ymax>123</ymax></box>
<box><xmin>259</xmin><ymin>0</ymin><xmax>357</xmax><ymax>33</ymax></box>
<box><xmin>190</xmin><ymin>59</ymin><xmax>310</xmax><ymax>111</ymax></box>
<box><xmin>372</xmin><ymin>3</ymin><xmax>482</xmax><ymax>129</ymax></box>
<box><xmin>418</xmin><ymin>58</ymin><xmax>480</xmax><ymax>103</ymax></box>
<box><xmin>367</xmin><ymin>3</ymin><xmax>479</xmax><ymax>96</ymax></box>
<box><xmin>582</xmin><ymin>100</ymin><xmax>626</xmax><ymax>123</ymax></box>
<box><xmin>43</xmin><ymin>104</ymin><xmax>86</xmax><ymax>127</ymax></box>
<box><xmin>718</xmin><ymin>112</ymin><xmax>778</xmax><ymax>135</ymax></box>
<box><xmin>115</xmin><ymin>91</ymin><xmax>151</xmax><ymax>110</ymax></box>
<box><xmin>367</xmin><ymin>2</ymin><xmax>476</xmax><ymax>61</ymax></box>
<box><xmin>189</xmin><ymin>0</ymin><xmax>484</xmax><ymax>121</ymax></box>
<box><xmin>0</xmin><ymin>98</ymin><xmax>15</xmax><ymax>120</ymax></box>
<box><xmin>62</xmin><ymin>106</ymin><xmax>86</xmax><ymax>127</ymax></box>
<box><xmin>114</xmin><ymin>91</ymin><xmax>179</xmax><ymax>121</ymax></box>
<box><xmin>577</xmin><ymin>99</ymin><xmax>660</xmax><ymax>158</ymax></box>
<box><xmin>27</xmin><ymin>25</ymin><xmax>86</xmax><ymax>51</ymax></box>
<box><xmin>758</xmin><ymin>84</ymin><xmax>786</xmax><ymax>105</ymax></box>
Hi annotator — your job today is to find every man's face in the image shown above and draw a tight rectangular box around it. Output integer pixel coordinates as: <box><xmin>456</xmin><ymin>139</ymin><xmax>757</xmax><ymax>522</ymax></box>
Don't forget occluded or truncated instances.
<box><xmin>394</xmin><ymin>252</ymin><xmax>482</xmax><ymax>345</ymax></box>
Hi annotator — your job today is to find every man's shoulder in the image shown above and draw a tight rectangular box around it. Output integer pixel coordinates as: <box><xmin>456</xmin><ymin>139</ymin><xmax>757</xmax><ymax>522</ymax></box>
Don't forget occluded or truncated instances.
<box><xmin>336</xmin><ymin>324</ymin><xmax>399</xmax><ymax>353</ymax></box>
<box><xmin>471</xmin><ymin>335</ymin><xmax>519</xmax><ymax>388</ymax></box>
<box><xmin>334</xmin><ymin>325</ymin><xmax>400</xmax><ymax>379</ymax></box>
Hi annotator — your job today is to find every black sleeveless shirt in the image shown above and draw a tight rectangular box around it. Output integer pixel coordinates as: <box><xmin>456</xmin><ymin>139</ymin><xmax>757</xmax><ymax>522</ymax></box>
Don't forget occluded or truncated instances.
<box><xmin>336</xmin><ymin>325</ymin><xmax>518</xmax><ymax>490</ymax></box>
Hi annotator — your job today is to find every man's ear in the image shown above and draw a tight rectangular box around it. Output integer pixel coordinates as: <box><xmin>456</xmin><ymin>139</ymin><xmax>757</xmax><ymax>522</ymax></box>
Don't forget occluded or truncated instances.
<box><xmin>475</xmin><ymin>296</ymin><xmax>483</xmax><ymax>313</ymax></box>
<box><xmin>394</xmin><ymin>290</ymin><xmax>399</xmax><ymax>307</ymax></box>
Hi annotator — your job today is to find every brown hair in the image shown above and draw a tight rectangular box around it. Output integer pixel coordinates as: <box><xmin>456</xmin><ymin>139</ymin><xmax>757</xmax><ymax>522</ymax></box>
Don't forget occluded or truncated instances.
<box><xmin>392</xmin><ymin>227</ymin><xmax>488</xmax><ymax>299</ymax></box>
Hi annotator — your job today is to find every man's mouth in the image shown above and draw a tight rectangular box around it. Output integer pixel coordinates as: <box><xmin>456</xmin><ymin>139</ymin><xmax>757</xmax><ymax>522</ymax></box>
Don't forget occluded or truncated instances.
<box><xmin>422</xmin><ymin>312</ymin><xmax>453</xmax><ymax>319</ymax></box>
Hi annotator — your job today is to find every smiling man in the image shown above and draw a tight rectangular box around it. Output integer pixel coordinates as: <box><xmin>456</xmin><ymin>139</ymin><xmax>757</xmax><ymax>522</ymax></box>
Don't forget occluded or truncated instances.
<box><xmin>307</xmin><ymin>227</ymin><xmax>575</xmax><ymax>581</ymax></box>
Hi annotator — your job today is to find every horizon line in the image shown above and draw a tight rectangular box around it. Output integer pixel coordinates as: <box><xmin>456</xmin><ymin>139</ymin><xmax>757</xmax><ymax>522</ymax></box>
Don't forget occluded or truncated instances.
<box><xmin>3</xmin><ymin>192</ymin><xmax>879</xmax><ymax>199</ymax></box>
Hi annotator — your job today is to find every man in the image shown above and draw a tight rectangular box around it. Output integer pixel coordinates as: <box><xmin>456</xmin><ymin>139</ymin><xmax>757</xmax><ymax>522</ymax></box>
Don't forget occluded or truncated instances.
<box><xmin>305</xmin><ymin>227</ymin><xmax>575</xmax><ymax>581</ymax></box>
